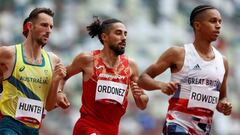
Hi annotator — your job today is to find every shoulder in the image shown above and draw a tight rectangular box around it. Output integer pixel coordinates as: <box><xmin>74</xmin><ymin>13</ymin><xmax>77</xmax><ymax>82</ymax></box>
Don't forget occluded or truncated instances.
<box><xmin>0</xmin><ymin>45</ymin><xmax>15</xmax><ymax>60</ymax></box>
<box><xmin>128</xmin><ymin>58</ymin><xmax>138</xmax><ymax>68</ymax></box>
<box><xmin>47</xmin><ymin>52</ymin><xmax>61</xmax><ymax>65</ymax></box>
<box><xmin>48</xmin><ymin>52</ymin><xmax>60</xmax><ymax>61</ymax></box>
<box><xmin>74</xmin><ymin>52</ymin><xmax>93</xmax><ymax>64</ymax></box>
<box><xmin>128</xmin><ymin>58</ymin><xmax>137</xmax><ymax>66</ymax></box>
<box><xmin>222</xmin><ymin>55</ymin><xmax>228</xmax><ymax>69</ymax></box>
<box><xmin>213</xmin><ymin>47</ymin><xmax>228</xmax><ymax>68</ymax></box>
<box><xmin>127</xmin><ymin>58</ymin><xmax>139</xmax><ymax>75</ymax></box>
<box><xmin>0</xmin><ymin>45</ymin><xmax>15</xmax><ymax>54</ymax></box>
<box><xmin>66</xmin><ymin>52</ymin><xmax>93</xmax><ymax>77</ymax></box>
<box><xmin>157</xmin><ymin>45</ymin><xmax>185</xmax><ymax>63</ymax></box>
<box><xmin>166</xmin><ymin>46</ymin><xmax>184</xmax><ymax>56</ymax></box>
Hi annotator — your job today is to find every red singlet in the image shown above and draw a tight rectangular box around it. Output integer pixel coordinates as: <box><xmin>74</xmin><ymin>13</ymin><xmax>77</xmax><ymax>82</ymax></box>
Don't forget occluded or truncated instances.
<box><xmin>73</xmin><ymin>50</ymin><xmax>131</xmax><ymax>135</ymax></box>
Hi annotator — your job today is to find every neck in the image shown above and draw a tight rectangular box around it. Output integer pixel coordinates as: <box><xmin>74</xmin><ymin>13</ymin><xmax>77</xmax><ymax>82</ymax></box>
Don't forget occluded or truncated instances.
<box><xmin>101</xmin><ymin>48</ymin><xmax>119</xmax><ymax>67</ymax></box>
<box><xmin>23</xmin><ymin>38</ymin><xmax>42</xmax><ymax>63</ymax></box>
<box><xmin>193</xmin><ymin>40</ymin><xmax>215</xmax><ymax>60</ymax></box>
<box><xmin>193</xmin><ymin>39</ymin><xmax>212</xmax><ymax>54</ymax></box>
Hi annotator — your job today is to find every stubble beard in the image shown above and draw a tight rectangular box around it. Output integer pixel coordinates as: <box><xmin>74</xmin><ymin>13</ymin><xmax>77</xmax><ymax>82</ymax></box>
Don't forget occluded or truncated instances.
<box><xmin>109</xmin><ymin>44</ymin><xmax>125</xmax><ymax>56</ymax></box>
<box><xmin>37</xmin><ymin>38</ymin><xmax>47</xmax><ymax>48</ymax></box>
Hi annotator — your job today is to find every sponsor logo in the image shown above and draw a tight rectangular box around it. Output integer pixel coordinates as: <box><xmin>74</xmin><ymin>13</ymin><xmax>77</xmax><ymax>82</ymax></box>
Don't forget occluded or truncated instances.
<box><xmin>19</xmin><ymin>66</ymin><xmax>25</xmax><ymax>72</ymax></box>
<box><xmin>96</xmin><ymin>65</ymin><xmax>104</xmax><ymax>70</ymax></box>
<box><xmin>99</xmin><ymin>73</ymin><xmax>126</xmax><ymax>80</ymax></box>
<box><xmin>193</xmin><ymin>64</ymin><xmax>201</xmax><ymax>70</ymax></box>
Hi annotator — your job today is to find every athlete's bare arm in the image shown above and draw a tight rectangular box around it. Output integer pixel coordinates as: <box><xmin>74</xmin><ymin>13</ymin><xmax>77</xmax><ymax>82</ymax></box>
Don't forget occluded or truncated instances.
<box><xmin>138</xmin><ymin>46</ymin><xmax>184</xmax><ymax>95</ymax></box>
<box><xmin>65</xmin><ymin>52</ymin><xmax>93</xmax><ymax>80</ymax></box>
<box><xmin>216</xmin><ymin>56</ymin><xmax>232</xmax><ymax>115</ymax></box>
<box><xmin>129</xmin><ymin>59</ymin><xmax>148</xmax><ymax>110</ymax></box>
<box><xmin>0</xmin><ymin>46</ymin><xmax>15</xmax><ymax>79</ymax></box>
<box><xmin>56</xmin><ymin>52</ymin><xmax>93</xmax><ymax>109</ymax></box>
<box><xmin>45</xmin><ymin>52</ymin><xmax>66</xmax><ymax>111</ymax></box>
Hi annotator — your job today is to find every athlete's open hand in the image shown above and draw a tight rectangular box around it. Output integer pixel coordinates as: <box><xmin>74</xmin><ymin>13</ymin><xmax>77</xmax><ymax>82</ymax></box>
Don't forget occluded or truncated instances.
<box><xmin>217</xmin><ymin>98</ymin><xmax>232</xmax><ymax>115</ymax></box>
<box><xmin>56</xmin><ymin>92</ymin><xmax>70</xmax><ymax>109</ymax></box>
<box><xmin>161</xmin><ymin>82</ymin><xmax>178</xmax><ymax>96</ymax></box>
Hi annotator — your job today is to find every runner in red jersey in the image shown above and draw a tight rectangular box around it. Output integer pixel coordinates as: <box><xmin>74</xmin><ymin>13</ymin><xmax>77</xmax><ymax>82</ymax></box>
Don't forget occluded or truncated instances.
<box><xmin>55</xmin><ymin>17</ymin><xmax>149</xmax><ymax>135</ymax></box>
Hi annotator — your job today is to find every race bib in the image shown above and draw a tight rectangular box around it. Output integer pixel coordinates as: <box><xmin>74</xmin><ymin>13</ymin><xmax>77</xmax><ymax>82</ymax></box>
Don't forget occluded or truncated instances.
<box><xmin>95</xmin><ymin>80</ymin><xmax>127</xmax><ymax>104</ymax></box>
<box><xmin>188</xmin><ymin>85</ymin><xmax>219</xmax><ymax>111</ymax></box>
<box><xmin>15</xmin><ymin>97</ymin><xmax>44</xmax><ymax>124</ymax></box>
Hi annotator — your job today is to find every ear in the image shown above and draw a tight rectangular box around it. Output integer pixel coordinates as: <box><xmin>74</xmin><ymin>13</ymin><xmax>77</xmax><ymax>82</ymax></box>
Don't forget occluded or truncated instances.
<box><xmin>193</xmin><ymin>21</ymin><xmax>201</xmax><ymax>30</ymax></box>
<box><xmin>27</xmin><ymin>22</ymin><xmax>33</xmax><ymax>30</ymax></box>
<box><xmin>101</xmin><ymin>33</ymin><xmax>108</xmax><ymax>41</ymax></box>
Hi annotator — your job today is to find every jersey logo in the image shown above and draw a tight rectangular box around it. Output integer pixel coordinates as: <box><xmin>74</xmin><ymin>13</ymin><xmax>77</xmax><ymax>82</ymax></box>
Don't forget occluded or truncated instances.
<box><xmin>96</xmin><ymin>65</ymin><xmax>104</xmax><ymax>70</ymax></box>
<box><xmin>44</xmin><ymin>70</ymin><xmax>48</xmax><ymax>75</ymax></box>
<box><xmin>193</xmin><ymin>64</ymin><xmax>201</xmax><ymax>70</ymax></box>
<box><xmin>19</xmin><ymin>66</ymin><xmax>25</xmax><ymax>72</ymax></box>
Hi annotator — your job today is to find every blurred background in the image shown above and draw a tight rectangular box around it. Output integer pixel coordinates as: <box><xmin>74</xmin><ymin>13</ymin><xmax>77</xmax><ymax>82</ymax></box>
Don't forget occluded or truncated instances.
<box><xmin>0</xmin><ymin>0</ymin><xmax>240</xmax><ymax>135</ymax></box>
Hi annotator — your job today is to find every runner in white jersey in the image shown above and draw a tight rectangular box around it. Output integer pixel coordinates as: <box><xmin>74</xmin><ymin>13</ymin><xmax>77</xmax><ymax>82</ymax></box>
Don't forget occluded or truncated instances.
<box><xmin>138</xmin><ymin>5</ymin><xmax>232</xmax><ymax>135</ymax></box>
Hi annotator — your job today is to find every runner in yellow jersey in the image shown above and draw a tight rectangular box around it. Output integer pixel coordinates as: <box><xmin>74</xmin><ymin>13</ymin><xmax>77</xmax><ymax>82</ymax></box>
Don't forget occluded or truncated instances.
<box><xmin>0</xmin><ymin>7</ymin><xmax>67</xmax><ymax>135</ymax></box>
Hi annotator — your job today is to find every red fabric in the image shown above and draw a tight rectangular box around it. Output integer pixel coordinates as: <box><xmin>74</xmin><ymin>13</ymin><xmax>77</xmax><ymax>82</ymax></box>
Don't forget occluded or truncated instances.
<box><xmin>75</xmin><ymin>50</ymin><xmax>131</xmax><ymax>135</ymax></box>
<box><xmin>168</xmin><ymin>98</ymin><xmax>214</xmax><ymax>117</ymax></box>
<box><xmin>73</xmin><ymin>116</ymin><xmax>117</xmax><ymax>135</ymax></box>
<box><xmin>73</xmin><ymin>120</ymin><xmax>103</xmax><ymax>135</ymax></box>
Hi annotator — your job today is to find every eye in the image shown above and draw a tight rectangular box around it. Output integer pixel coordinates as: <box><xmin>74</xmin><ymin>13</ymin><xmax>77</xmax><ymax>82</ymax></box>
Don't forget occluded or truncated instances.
<box><xmin>115</xmin><ymin>30</ymin><xmax>122</xmax><ymax>35</ymax></box>
<box><xmin>218</xmin><ymin>19</ymin><xmax>222</xmax><ymax>24</ymax></box>
<box><xmin>209</xmin><ymin>18</ymin><xmax>221</xmax><ymax>24</ymax></box>
<box><xmin>49</xmin><ymin>25</ymin><xmax>53</xmax><ymax>29</ymax></box>
<box><xmin>209</xmin><ymin>19</ymin><xmax>217</xmax><ymax>23</ymax></box>
<box><xmin>41</xmin><ymin>23</ymin><xmax>48</xmax><ymax>27</ymax></box>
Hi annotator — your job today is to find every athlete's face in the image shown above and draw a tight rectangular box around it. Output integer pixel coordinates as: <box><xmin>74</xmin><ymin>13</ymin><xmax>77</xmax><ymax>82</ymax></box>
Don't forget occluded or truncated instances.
<box><xmin>30</xmin><ymin>13</ymin><xmax>53</xmax><ymax>47</ymax></box>
<box><xmin>195</xmin><ymin>9</ymin><xmax>222</xmax><ymax>42</ymax></box>
<box><xmin>105</xmin><ymin>23</ymin><xmax>127</xmax><ymax>56</ymax></box>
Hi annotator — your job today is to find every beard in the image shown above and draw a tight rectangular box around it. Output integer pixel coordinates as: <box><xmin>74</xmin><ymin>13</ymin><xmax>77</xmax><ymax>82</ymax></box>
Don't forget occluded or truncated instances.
<box><xmin>109</xmin><ymin>44</ymin><xmax>125</xmax><ymax>56</ymax></box>
<box><xmin>36</xmin><ymin>38</ymin><xmax>47</xmax><ymax>48</ymax></box>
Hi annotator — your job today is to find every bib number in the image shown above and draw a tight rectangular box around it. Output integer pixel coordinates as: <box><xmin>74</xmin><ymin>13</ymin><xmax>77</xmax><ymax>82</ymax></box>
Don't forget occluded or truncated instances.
<box><xmin>188</xmin><ymin>85</ymin><xmax>219</xmax><ymax>111</ymax></box>
<box><xmin>15</xmin><ymin>97</ymin><xmax>44</xmax><ymax>124</ymax></box>
<box><xmin>95</xmin><ymin>80</ymin><xmax>127</xmax><ymax>104</ymax></box>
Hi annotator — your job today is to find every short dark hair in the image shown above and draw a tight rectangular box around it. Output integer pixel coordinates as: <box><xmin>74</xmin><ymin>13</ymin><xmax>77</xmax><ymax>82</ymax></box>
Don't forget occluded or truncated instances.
<box><xmin>22</xmin><ymin>7</ymin><xmax>54</xmax><ymax>37</ymax></box>
<box><xmin>190</xmin><ymin>5</ymin><xmax>216</xmax><ymax>27</ymax></box>
<box><xmin>86</xmin><ymin>16</ymin><xmax>122</xmax><ymax>44</ymax></box>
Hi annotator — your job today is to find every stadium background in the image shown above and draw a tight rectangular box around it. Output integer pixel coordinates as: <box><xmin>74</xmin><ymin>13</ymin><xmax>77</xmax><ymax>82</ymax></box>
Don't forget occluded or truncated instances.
<box><xmin>0</xmin><ymin>0</ymin><xmax>239</xmax><ymax>134</ymax></box>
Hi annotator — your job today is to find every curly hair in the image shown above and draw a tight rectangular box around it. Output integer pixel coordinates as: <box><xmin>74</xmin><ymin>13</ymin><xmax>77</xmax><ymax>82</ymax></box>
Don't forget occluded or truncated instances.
<box><xmin>86</xmin><ymin>16</ymin><xmax>122</xmax><ymax>44</ymax></box>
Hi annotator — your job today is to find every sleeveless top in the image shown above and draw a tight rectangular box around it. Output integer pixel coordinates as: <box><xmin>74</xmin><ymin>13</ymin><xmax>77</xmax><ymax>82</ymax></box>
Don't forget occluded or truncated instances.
<box><xmin>166</xmin><ymin>43</ymin><xmax>225</xmax><ymax>134</ymax></box>
<box><xmin>80</xmin><ymin>50</ymin><xmax>131</xmax><ymax>132</ymax></box>
<box><xmin>0</xmin><ymin>44</ymin><xmax>53</xmax><ymax>128</ymax></box>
